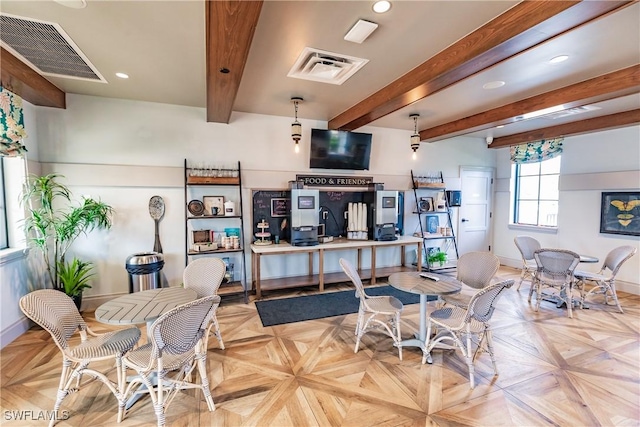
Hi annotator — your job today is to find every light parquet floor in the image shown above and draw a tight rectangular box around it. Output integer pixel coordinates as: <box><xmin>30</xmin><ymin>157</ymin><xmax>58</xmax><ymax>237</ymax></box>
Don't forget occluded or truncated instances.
<box><xmin>2</xmin><ymin>266</ymin><xmax>639</xmax><ymax>426</ymax></box>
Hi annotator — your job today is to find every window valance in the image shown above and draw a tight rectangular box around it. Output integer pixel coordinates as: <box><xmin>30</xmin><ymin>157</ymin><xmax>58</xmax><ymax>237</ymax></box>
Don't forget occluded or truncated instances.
<box><xmin>0</xmin><ymin>87</ymin><xmax>28</xmax><ymax>157</ymax></box>
<box><xmin>510</xmin><ymin>138</ymin><xmax>563</xmax><ymax>164</ymax></box>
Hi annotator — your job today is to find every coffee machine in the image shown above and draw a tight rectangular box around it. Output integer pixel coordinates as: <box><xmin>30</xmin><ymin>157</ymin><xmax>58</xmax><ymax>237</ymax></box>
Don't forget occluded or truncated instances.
<box><xmin>369</xmin><ymin>187</ymin><xmax>399</xmax><ymax>241</ymax></box>
<box><xmin>290</xmin><ymin>181</ymin><xmax>319</xmax><ymax>246</ymax></box>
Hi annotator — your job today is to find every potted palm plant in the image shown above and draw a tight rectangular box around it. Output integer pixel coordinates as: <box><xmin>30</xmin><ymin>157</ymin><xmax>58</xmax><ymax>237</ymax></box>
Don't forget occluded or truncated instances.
<box><xmin>428</xmin><ymin>250</ymin><xmax>448</xmax><ymax>268</ymax></box>
<box><xmin>21</xmin><ymin>174</ymin><xmax>114</xmax><ymax>308</ymax></box>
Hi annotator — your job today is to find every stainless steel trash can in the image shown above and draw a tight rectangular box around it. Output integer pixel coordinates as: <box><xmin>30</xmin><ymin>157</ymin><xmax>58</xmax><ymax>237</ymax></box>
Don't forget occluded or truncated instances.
<box><xmin>125</xmin><ymin>252</ymin><xmax>165</xmax><ymax>293</ymax></box>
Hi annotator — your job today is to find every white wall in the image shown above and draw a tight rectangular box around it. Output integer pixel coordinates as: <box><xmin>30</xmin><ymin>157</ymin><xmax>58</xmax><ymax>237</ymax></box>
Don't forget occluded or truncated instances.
<box><xmin>492</xmin><ymin>126</ymin><xmax>640</xmax><ymax>290</ymax></box>
<box><xmin>27</xmin><ymin>94</ymin><xmax>496</xmax><ymax>305</ymax></box>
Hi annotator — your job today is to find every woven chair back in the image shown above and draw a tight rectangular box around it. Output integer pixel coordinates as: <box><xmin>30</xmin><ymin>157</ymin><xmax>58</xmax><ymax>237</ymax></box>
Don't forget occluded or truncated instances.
<box><xmin>514</xmin><ymin>236</ymin><xmax>541</xmax><ymax>261</ymax></box>
<box><xmin>467</xmin><ymin>279</ymin><xmax>514</xmax><ymax>323</ymax></box>
<box><xmin>534</xmin><ymin>249</ymin><xmax>579</xmax><ymax>282</ymax></box>
<box><xmin>457</xmin><ymin>251</ymin><xmax>500</xmax><ymax>289</ymax></box>
<box><xmin>19</xmin><ymin>289</ymin><xmax>86</xmax><ymax>352</ymax></box>
<box><xmin>183</xmin><ymin>258</ymin><xmax>226</xmax><ymax>298</ymax></box>
<box><xmin>150</xmin><ymin>295</ymin><xmax>220</xmax><ymax>357</ymax></box>
<box><xmin>603</xmin><ymin>245</ymin><xmax>637</xmax><ymax>276</ymax></box>
<box><xmin>339</xmin><ymin>258</ymin><xmax>366</xmax><ymax>299</ymax></box>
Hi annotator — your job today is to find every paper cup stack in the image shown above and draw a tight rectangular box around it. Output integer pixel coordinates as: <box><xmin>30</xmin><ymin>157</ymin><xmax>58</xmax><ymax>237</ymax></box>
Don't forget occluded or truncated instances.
<box><xmin>347</xmin><ymin>202</ymin><xmax>368</xmax><ymax>240</ymax></box>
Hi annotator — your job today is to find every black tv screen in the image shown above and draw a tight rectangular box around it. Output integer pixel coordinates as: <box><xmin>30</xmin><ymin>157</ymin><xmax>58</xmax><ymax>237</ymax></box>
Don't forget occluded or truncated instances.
<box><xmin>309</xmin><ymin>129</ymin><xmax>372</xmax><ymax>170</ymax></box>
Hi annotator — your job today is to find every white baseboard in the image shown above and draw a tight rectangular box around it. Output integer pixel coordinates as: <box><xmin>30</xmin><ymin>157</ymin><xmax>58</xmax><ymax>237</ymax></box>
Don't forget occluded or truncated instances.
<box><xmin>0</xmin><ymin>317</ymin><xmax>30</xmax><ymax>350</ymax></box>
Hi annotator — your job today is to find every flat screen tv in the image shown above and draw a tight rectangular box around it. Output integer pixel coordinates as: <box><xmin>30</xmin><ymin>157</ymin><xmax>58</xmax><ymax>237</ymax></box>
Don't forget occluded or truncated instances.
<box><xmin>309</xmin><ymin>129</ymin><xmax>372</xmax><ymax>170</ymax></box>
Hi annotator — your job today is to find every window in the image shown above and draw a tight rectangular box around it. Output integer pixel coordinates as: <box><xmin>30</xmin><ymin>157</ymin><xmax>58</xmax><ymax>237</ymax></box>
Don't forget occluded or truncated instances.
<box><xmin>513</xmin><ymin>155</ymin><xmax>560</xmax><ymax>227</ymax></box>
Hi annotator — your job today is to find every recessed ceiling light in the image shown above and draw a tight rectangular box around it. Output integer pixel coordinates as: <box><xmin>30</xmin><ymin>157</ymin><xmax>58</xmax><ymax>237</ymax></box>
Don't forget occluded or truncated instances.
<box><xmin>549</xmin><ymin>55</ymin><xmax>569</xmax><ymax>64</ymax></box>
<box><xmin>373</xmin><ymin>1</ymin><xmax>391</xmax><ymax>13</ymax></box>
<box><xmin>115</xmin><ymin>72</ymin><xmax>129</xmax><ymax>79</ymax></box>
<box><xmin>496</xmin><ymin>125</ymin><xmax>505</xmax><ymax>128</ymax></box>
<box><xmin>482</xmin><ymin>80</ymin><xmax>505</xmax><ymax>90</ymax></box>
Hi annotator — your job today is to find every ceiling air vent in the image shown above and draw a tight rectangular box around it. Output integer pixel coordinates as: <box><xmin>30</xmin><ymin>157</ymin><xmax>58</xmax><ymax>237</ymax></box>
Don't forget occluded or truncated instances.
<box><xmin>287</xmin><ymin>47</ymin><xmax>368</xmax><ymax>85</ymax></box>
<box><xmin>0</xmin><ymin>13</ymin><xmax>106</xmax><ymax>82</ymax></box>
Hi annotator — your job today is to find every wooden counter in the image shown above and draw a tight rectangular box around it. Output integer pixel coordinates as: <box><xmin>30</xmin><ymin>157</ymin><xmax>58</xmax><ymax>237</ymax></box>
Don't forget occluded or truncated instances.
<box><xmin>251</xmin><ymin>236</ymin><xmax>422</xmax><ymax>298</ymax></box>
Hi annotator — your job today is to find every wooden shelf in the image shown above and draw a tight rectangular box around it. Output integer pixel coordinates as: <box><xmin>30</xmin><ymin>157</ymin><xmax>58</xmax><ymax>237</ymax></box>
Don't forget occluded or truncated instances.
<box><xmin>257</xmin><ymin>265</ymin><xmax>415</xmax><ymax>293</ymax></box>
<box><xmin>187</xmin><ymin>176</ymin><xmax>239</xmax><ymax>185</ymax></box>
<box><xmin>187</xmin><ymin>215</ymin><xmax>242</xmax><ymax>220</ymax></box>
<box><xmin>218</xmin><ymin>281</ymin><xmax>245</xmax><ymax>296</ymax></box>
<box><xmin>187</xmin><ymin>248</ymin><xmax>244</xmax><ymax>256</ymax></box>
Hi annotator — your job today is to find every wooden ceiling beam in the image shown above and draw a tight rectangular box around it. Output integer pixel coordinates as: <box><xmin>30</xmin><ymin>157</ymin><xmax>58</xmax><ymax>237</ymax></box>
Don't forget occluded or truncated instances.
<box><xmin>0</xmin><ymin>47</ymin><xmax>65</xmax><ymax>108</ymax></box>
<box><xmin>489</xmin><ymin>109</ymin><xmax>640</xmax><ymax>148</ymax></box>
<box><xmin>419</xmin><ymin>65</ymin><xmax>640</xmax><ymax>142</ymax></box>
<box><xmin>328</xmin><ymin>0</ymin><xmax>633</xmax><ymax>131</ymax></box>
<box><xmin>206</xmin><ymin>0</ymin><xmax>263</xmax><ymax>123</ymax></box>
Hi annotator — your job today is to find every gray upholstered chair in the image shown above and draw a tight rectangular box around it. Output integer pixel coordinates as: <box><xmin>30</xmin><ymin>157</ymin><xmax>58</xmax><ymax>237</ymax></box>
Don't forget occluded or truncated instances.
<box><xmin>532</xmin><ymin>249</ymin><xmax>580</xmax><ymax>318</ymax></box>
<box><xmin>119</xmin><ymin>295</ymin><xmax>219</xmax><ymax>427</ymax></box>
<box><xmin>424</xmin><ymin>279</ymin><xmax>514</xmax><ymax>388</ymax></box>
<box><xmin>339</xmin><ymin>258</ymin><xmax>404</xmax><ymax>360</ymax></box>
<box><xmin>183</xmin><ymin>257</ymin><xmax>226</xmax><ymax>349</ymax></box>
<box><xmin>19</xmin><ymin>289</ymin><xmax>141</xmax><ymax>427</ymax></box>
<box><xmin>440</xmin><ymin>251</ymin><xmax>500</xmax><ymax>309</ymax></box>
<box><xmin>574</xmin><ymin>246</ymin><xmax>637</xmax><ymax>313</ymax></box>
<box><xmin>514</xmin><ymin>235</ymin><xmax>541</xmax><ymax>291</ymax></box>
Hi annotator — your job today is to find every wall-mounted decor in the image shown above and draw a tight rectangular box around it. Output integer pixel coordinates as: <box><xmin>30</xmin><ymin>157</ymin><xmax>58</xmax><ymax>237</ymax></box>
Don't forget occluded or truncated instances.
<box><xmin>203</xmin><ymin>196</ymin><xmax>225</xmax><ymax>216</ymax></box>
<box><xmin>600</xmin><ymin>191</ymin><xmax>640</xmax><ymax>236</ymax></box>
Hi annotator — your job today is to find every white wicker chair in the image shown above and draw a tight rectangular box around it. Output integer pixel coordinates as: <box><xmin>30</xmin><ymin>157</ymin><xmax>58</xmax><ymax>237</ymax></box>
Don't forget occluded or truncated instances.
<box><xmin>532</xmin><ymin>249</ymin><xmax>580</xmax><ymax>318</ymax></box>
<box><xmin>183</xmin><ymin>257</ymin><xmax>226</xmax><ymax>349</ymax></box>
<box><xmin>514</xmin><ymin>235</ymin><xmax>541</xmax><ymax>291</ymax></box>
<box><xmin>19</xmin><ymin>289</ymin><xmax>141</xmax><ymax>427</ymax></box>
<box><xmin>574</xmin><ymin>246</ymin><xmax>637</xmax><ymax>313</ymax></box>
<box><xmin>423</xmin><ymin>279</ymin><xmax>514</xmax><ymax>388</ymax></box>
<box><xmin>119</xmin><ymin>295</ymin><xmax>219</xmax><ymax>427</ymax></box>
<box><xmin>339</xmin><ymin>258</ymin><xmax>403</xmax><ymax>360</ymax></box>
<box><xmin>440</xmin><ymin>251</ymin><xmax>500</xmax><ymax>309</ymax></box>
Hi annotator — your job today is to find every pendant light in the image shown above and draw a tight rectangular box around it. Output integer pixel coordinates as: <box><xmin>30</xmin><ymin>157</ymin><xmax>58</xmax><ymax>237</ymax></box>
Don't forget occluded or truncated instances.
<box><xmin>410</xmin><ymin>113</ymin><xmax>420</xmax><ymax>160</ymax></box>
<box><xmin>291</xmin><ymin>97</ymin><xmax>303</xmax><ymax>153</ymax></box>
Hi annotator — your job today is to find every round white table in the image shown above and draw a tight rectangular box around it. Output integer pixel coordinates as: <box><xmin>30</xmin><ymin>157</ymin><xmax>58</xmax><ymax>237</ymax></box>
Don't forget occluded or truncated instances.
<box><xmin>95</xmin><ymin>287</ymin><xmax>197</xmax><ymax>331</ymax></box>
<box><xmin>388</xmin><ymin>271</ymin><xmax>462</xmax><ymax>363</ymax></box>
<box><xmin>95</xmin><ymin>287</ymin><xmax>197</xmax><ymax>409</ymax></box>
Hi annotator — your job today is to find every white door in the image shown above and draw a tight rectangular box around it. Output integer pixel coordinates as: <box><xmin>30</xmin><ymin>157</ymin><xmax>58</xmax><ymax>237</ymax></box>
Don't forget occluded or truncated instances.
<box><xmin>457</xmin><ymin>167</ymin><xmax>494</xmax><ymax>255</ymax></box>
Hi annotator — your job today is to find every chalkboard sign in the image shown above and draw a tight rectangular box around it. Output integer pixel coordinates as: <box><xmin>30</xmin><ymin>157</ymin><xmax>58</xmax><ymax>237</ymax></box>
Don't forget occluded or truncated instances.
<box><xmin>251</xmin><ymin>189</ymin><xmax>405</xmax><ymax>241</ymax></box>
<box><xmin>252</xmin><ymin>190</ymin><xmax>291</xmax><ymax>242</ymax></box>
<box><xmin>271</xmin><ymin>198</ymin><xmax>290</xmax><ymax>217</ymax></box>
<box><xmin>318</xmin><ymin>191</ymin><xmax>365</xmax><ymax>237</ymax></box>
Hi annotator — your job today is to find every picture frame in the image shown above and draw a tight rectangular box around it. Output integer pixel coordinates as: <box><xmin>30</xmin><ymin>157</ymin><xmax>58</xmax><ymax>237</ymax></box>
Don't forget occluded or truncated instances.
<box><xmin>425</xmin><ymin>214</ymin><xmax>439</xmax><ymax>234</ymax></box>
<box><xmin>419</xmin><ymin>197</ymin><xmax>434</xmax><ymax>212</ymax></box>
<box><xmin>203</xmin><ymin>196</ymin><xmax>225</xmax><ymax>216</ymax></box>
<box><xmin>600</xmin><ymin>191</ymin><xmax>640</xmax><ymax>236</ymax></box>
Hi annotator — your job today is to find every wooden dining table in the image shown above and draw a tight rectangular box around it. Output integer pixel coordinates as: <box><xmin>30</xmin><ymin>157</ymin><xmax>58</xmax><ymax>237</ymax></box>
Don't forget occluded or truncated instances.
<box><xmin>388</xmin><ymin>271</ymin><xmax>462</xmax><ymax>364</ymax></box>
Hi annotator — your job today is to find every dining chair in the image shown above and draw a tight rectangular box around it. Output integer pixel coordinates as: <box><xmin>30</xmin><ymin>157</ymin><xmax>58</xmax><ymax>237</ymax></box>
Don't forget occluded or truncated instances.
<box><xmin>440</xmin><ymin>251</ymin><xmax>500</xmax><ymax>309</ymax></box>
<box><xmin>514</xmin><ymin>235</ymin><xmax>541</xmax><ymax>291</ymax></box>
<box><xmin>119</xmin><ymin>295</ymin><xmax>220</xmax><ymax>427</ymax></box>
<box><xmin>339</xmin><ymin>258</ymin><xmax>404</xmax><ymax>360</ymax></box>
<box><xmin>19</xmin><ymin>289</ymin><xmax>141</xmax><ymax>427</ymax></box>
<box><xmin>183</xmin><ymin>257</ymin><xmax>226</xmax><ymax>349</ymax></box>
<box><xmin>532</xmin><ymin>249</ymin><xmax>580</xmax><ymax>318</ymax></box>
<box><xmin>424</xmin><ymin>279</ymin><xmax>514</xmax><ymax>388</ymax></box>
<box><xmin>574</xmin><ymin>245</ymin><xmax>637</xmax><ymax>313</ymax></box>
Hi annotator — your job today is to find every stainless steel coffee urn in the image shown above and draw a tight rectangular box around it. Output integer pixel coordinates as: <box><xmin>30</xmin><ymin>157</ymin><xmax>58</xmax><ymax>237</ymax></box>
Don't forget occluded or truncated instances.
<box><xmin>370</xmin><ymin>189</ymin><xmax>399</xmax><ymax>241</ymax></box>
<box><xmin>290</xmin><ymin>181</ymin><xmax>319</xmax><ymax>246</ymax></box>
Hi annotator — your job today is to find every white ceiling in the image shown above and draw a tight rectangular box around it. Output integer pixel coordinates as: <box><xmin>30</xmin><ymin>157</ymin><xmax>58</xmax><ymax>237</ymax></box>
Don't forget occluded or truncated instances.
<box><xmin>1</xmin><ymin>0</ymin><xmax>639</xmax><ymax>141</ymax></box>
